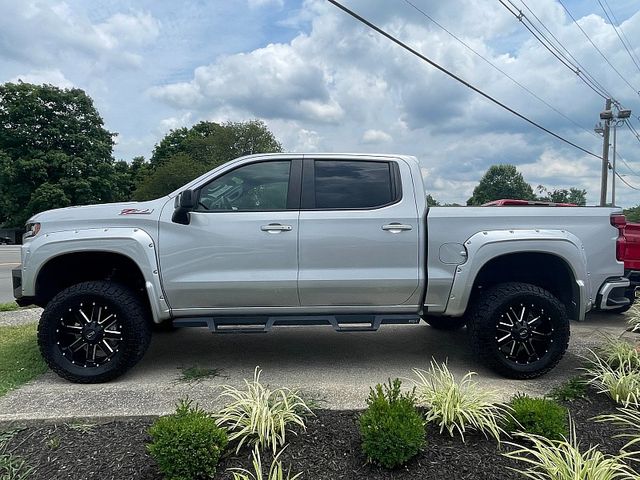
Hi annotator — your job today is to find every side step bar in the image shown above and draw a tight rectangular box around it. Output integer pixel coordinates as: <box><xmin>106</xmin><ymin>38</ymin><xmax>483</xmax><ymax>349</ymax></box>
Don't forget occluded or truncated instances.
<box><xmin>173</xmin><ymin>314</ymin><xmax>421</xmax><ymax>334</ymax></box>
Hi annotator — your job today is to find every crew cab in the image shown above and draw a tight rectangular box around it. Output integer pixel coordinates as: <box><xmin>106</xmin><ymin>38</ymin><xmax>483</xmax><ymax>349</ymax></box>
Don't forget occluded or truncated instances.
<box><xmin>12</xmin><ymin>154</ymin><xmax>629</xmax><ymax>383</ymax></box>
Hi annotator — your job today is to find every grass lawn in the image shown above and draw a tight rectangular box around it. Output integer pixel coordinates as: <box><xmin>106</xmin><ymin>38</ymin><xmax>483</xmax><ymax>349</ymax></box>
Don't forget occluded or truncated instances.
<box><xmin>0</xmin><ymin>324</ymin><xmax>47</xmax><ymax>397</ymax></box>
<box><xmin>0</xmin><ymin>302</ymin><xmax>20</xmax><ymax>312</ymax></box>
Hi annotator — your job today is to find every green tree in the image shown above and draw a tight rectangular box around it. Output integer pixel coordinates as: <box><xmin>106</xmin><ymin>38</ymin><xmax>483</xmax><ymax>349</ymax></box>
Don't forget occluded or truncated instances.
<box><xmin>133</xmin><ymin>154</ymin><xmax>209</xmax><ymax>201</ymax></box>
<box><xmin>426</xmin><ymin>194</ymin><xmax>440</xmax><ymax>207</ymax></box>
<box><xmin>467</xmin><ymin>164</ymin><xmax>534</xmax><ymax>205</ymax></box>
<box><xmin>0</xmin><ymin>82</ymin><xmax>124</xmax><ymax>226</ymax></box>
<box><xmin>624</xmin><ymin>205</ymin><xmax>640</xmax><ymax>222</ymax></box>
<box><xmin>135</xmin><ymin>120</ymin><xmax>282</xmax><ymax>200</ymax></box>
<box><xmin>536</xmin><ymin>185</ymin><xmax>587</xmax><ymax>205</ymax></box>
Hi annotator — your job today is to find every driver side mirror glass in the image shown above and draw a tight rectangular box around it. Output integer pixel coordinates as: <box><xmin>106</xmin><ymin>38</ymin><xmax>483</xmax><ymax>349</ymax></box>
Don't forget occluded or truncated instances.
<box><xmin>179</xmin><ymin>189</ymin><xmax>195</xmax><ymax>209</ymax></box>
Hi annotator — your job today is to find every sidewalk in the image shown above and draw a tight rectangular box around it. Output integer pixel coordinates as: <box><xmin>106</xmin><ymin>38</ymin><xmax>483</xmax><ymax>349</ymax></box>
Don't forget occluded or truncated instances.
<box><xmin>0</xmin><ymin>310</ymin><xmax>629</xmax><ymax>422</ymax></box>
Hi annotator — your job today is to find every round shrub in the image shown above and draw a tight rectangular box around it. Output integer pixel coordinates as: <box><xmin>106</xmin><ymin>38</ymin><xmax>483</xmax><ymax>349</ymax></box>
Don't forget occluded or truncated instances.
<box><xmin>359</xmin><ymin>378</ymin><xmax>425</xmax><ymax>469</ymax></box>
<box><xmin>148</xmin><ymin>399</ymin><xmax>228</xmax><ymax>480</ymax></box>
<box><xmin>505</xmin><ymin>394</ymin><xmax>568</xmax><ymax>440</ymax></box>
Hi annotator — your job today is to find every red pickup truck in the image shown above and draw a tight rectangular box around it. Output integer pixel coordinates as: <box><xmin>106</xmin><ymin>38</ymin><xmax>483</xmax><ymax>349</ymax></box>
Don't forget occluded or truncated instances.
<box><xmin>484</xmin><ymin>199</ymin><xmax>639</xmax><ymax>313</ymax></box>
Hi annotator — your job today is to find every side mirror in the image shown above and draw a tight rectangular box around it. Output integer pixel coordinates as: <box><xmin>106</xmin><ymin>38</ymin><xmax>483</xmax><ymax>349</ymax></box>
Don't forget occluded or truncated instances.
<box><xmin>179</xmin><ymin>189</ymin><xmax>195</xmax><ymax>209</ymax></box>
<box><xmin>172</xmin><ymin>189</ymin><xmax>195</xmax><ymax>225</ymax></box>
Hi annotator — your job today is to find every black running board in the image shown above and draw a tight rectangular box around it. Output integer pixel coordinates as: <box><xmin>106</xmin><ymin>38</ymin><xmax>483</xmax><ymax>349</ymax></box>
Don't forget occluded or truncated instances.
<box><xmin>172</xmin><ymin>313</ymin><xmax>421</xmax><ymax>334</ymax></box>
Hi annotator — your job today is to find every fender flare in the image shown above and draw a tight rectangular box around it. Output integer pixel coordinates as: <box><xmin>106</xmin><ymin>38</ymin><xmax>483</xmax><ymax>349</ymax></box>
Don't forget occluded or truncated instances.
<box><xmin>444</xmin><ymin>229</ymin><xmax>589</xmax><ymax>320</ymax></box>
<box><xmin>23</xmin><ymin>227</ymin><xmax>170</xmax><ymax>322</ymax></box>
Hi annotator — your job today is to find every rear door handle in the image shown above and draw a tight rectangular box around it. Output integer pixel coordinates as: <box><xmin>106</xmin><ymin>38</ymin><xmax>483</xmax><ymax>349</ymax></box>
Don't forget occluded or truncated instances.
<box><xmin>261</xmin><ymin>223</ymin><xmax>292</xmax><ymax>233</ymax></box>
<box><xmin>382</xmin><ymin>223</ymin><xmax>413</xmax><ymax>232</ymax></box>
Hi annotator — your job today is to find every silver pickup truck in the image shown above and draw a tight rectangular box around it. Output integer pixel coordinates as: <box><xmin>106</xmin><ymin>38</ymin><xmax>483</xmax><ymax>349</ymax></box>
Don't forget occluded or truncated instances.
<box><xmin>13</xmin><ymin>153</ymin><xmax>629</xmax><ymax>383</ymax></box>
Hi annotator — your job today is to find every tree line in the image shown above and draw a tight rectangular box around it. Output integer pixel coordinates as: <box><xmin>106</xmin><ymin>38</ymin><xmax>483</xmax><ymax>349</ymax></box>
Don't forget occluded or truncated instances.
<box><xmin>1</xmin><ymin>82</ymin><xmax>636</xmax><ymax>228</ymax></box>
<box><xmin>0</xmin><ymin>82</ymin><xmax>281</xmax><ymax>227</ymax></box>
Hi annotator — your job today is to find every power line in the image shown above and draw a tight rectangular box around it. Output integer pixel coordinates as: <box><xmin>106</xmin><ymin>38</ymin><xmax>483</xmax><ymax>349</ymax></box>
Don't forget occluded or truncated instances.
<box><xmin>516</xmin><ymin>0</ymin><xmax>615</xmax><ymax>99</ymax></box>
<box><xmin>616</xmin><ymin>171</ymin><xmax>640</xmax><ymax>191</ymax></box>
<box><xmin>400</xmin><ymin>0</ymin><xmax>599</xmax><ymax>138</ymax></box>
<box><xmin>327</xmin><ymin>0</ymin><xmax>602</xmax><ymax>159</ymax></box>
<box><xmin>499</xmin><ymin>0</ymin><xmax>609</xmax><ymax>99</ymax></box>
<box><xmin>597</xmin><ymin>0</ymin><xmax>640</xmax><ymax>75</ymax></box>
<box><xmin>617</xmin><ymin>150</ymin><xmax>640</xmax><ymax>177</ymax></box>
<box><xmin>627</xmin><ymin>119</ymin><xmax>640</xmax><ymax>143</ymax></box>
<box><xmin>557</xmin><ymin>0</ymin><xmax>640</xmax><ymax>99</ymax></box>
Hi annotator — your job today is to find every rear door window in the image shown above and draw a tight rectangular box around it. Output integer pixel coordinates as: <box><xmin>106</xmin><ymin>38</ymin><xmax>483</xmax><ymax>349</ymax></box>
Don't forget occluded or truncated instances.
<box><xmin>313</xmin><ymin>160</ymin><xmax>398</xmax><ymax>209</ymax></box>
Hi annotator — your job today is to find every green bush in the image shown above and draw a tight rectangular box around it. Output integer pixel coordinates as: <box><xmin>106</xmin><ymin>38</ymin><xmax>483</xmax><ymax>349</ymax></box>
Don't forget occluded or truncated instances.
<box><xmin>358</xmin><ymin>378</ymin><xmax>425</xmax><ymax>469</ymax></box>
<box><xmin>505</xmin><ymin>394</ymin><xmax>568</xmax><ymax>440</ymax></box>
<box><xmin>548</xmin><ymin>377</ymin><xmax>588</xmax><ymax>402</ymax></box>
<box><xmin>148</xmin><ymin>399</ymin><xmax>228</xmax><ymax>480</ymax></box>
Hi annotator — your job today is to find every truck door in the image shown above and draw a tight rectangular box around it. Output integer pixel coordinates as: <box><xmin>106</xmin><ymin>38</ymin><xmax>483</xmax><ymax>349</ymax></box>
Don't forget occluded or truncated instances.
<box><xmin>297</xmin><ymin>158</ymin><xmax>420</xmax><ymax>306</ymax></box>
<box><xmin>158</xmin><ymin>159</ymin><xmax>301</xmax><ymax>311</ymax></box>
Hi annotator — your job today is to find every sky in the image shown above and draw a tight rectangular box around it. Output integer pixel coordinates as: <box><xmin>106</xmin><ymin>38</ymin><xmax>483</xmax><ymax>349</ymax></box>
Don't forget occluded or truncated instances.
<box><xmin>1</xmin><ymin>0</ymin><xmax>640</xmax><ymax>206</ymax></box>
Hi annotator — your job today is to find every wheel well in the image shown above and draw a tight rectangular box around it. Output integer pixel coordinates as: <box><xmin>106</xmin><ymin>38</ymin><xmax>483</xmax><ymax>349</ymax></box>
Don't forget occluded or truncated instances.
<box><xmin>35</xmin><ymin>252</ymin><xmax>151</xmax><ymax>315</ymax></box>
<box><xmin>469</xmin><ymin>252</ymin><xmax>579</xmax><ymax>319</ymax></box>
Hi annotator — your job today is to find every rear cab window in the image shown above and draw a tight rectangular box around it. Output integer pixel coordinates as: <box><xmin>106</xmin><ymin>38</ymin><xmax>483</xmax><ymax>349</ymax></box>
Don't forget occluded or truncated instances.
<box><xmin>304</xmin><ymin>159</ymin><xmax>401</xmax><ymax>209</ymax></box>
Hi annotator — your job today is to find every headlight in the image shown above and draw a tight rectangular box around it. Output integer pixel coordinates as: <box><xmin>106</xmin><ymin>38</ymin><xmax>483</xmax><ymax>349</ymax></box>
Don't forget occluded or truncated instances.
<box><xmin>23</xmin><ymin>222</ymin><xmax>41</xmax><ymax>240</ymax></box>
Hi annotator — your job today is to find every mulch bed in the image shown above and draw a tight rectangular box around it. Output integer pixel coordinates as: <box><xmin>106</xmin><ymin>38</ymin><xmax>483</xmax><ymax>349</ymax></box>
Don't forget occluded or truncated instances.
<box><xmin>3</xmin><ymin>390</ymin><xmax>635</xmax><ymax>480</ymax></box>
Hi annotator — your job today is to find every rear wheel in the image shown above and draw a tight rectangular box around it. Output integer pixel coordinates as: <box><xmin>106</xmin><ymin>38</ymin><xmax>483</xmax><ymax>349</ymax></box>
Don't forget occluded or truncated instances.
<box><xmin>38</xmin><ymin>281</ymin><xmax>152</xmax><ymax>383</ymax></box>
<box><xmin>467</xmin><ymin>282</ymin><xmax>569</xmax><ymax>379</ymax></box>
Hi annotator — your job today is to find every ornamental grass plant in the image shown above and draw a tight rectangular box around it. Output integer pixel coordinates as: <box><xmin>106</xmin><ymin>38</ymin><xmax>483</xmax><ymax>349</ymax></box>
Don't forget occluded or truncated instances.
<box><xmin>412</xmin><ymin>360</ymin><xmax>508</xmax><ymax>442</ymax></box>
<box><xmin>229</xmin><ymin>446</ymin><xmax>301</xmax><ymax>480</ymax></box>
<box><xmin>215</xmin><ymin>367</ymin><xmax>312</xmax><ymax>454</ymax></box>
<box><xmin>504</xmin><ymin>419</ymin><xmax>637</xmax><ymax>480</ymax></box>
<box><xmin>583</xmin><ymin>350</ymin><xmax>640</xmax><ymax>407</ymax></box>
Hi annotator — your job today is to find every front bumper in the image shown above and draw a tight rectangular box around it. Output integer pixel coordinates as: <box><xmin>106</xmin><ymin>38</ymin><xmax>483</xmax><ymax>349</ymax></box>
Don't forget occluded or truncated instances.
<box><xmin>597</xmin><ymin>277</ymin><xmax>631</xmax><ymax>310</ymax></box>
<box><xmin>12</xmin><ymin>266</ymin><xmax>37</xmax><ymax>307</ymax></box>
<box><xmin>12</xmin><ymin>267</ymin><xmax>22</xmax><ymax>299</ymax></box>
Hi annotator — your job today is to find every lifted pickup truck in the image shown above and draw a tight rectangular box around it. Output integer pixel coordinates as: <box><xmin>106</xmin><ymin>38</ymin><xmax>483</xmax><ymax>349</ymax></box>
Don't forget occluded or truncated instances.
<box><xmin>13</xmin><ymin>154</ymin><xmax>629</xmax><ymax>383</ymax></box>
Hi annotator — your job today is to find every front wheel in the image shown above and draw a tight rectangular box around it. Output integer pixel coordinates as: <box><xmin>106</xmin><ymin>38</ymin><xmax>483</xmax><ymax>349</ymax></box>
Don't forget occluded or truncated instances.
<box><xmin>467</xmin><ymin>282</ymin><xmax>569</xmax><ymax>379</ymax></box>
<box><xmin>38</xmin><ymin>281</ymin><xmax>152</xmax><ymax>383</ymax></box>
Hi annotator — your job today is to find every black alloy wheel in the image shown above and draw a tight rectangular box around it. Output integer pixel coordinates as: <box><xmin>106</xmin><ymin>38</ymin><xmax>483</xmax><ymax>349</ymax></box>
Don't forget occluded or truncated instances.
<box><xmin>38</xmin><ymin>281</ymin><xmax>151</xmax><ymax>383</ymax></box>
<box><xmin>467</xmin><ymin>282</ymin><xmax>570</xmax><ymax>379</ymax></box>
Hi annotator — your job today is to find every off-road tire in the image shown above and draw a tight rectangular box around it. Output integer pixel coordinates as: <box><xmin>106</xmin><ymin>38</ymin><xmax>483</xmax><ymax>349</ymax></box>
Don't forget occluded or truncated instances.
<box><xmin>467</xmin><ymin>282</ymin><xmax>569</xmax><ymax>379</ymax></box>
<box><xmin>38</xmin><ymin>281</ymin><xmax>152</xmax><ymax>383</ymax></box>
<box><xmin>424</xmin><ymin>316</ymin><xmax>467</xmax><ymax>330</ymax></box>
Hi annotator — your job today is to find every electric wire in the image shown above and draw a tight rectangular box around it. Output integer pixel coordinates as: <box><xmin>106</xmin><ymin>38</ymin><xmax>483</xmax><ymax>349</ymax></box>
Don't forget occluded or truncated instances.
<box><xmin>401</xmin><ymin>0</ymin><xmax>599</xmax><ymax>138</ymax></box>
<box><xmin>499</xmin><ymin>0</ymin><xmax>608</xmax><ymax>99</ymax></box>
<box><xmin>627</xmin><ymin>119</ymin><xmax>640</xmax><ymax>143</ymax></box>
<box><xmin>327</xmin><ymin>0</ymin><xmax>602</xmax><ymax>159</ymax></box>
<box><xmin>557</xmin><ymin>0</ymin><xmax>640</xmax><ymax>99</ymax></box>
<box><xmin>597</xmin><ymin>0</ymin><xmax>640</xmax><ymax>75</ymax></box>
<box><xmin>617</xmin><ymin>150</ymin><xmax>640</xmax><ymax>177</ymax></box>
<box><xmin>516</xmin><ymin>0</ymin><xmax>615</xmax><ymax>99</ymax></box>
<box><xmin>616</xmin><ymin>171</ymin><xmax>640</xmax><ymax>191</ymax></box>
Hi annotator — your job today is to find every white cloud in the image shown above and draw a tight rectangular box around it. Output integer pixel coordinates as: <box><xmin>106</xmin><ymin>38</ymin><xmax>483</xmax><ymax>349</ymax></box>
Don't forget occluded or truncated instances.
<box><xmin>362</xmin><ymin>129</ymin><xmax>392</xmax><ymax>144</ymax></box>
<box><xmin>0</xmin><ymin>1</ymin><xmax>159</xmax><ymax>69</ymax></box>
<box><xmin>3</xmin><ymin>0</ymin><xmax>640</xmax><ymax>207</ymax></box>
<box><xmin>9</xmin><ymin>69</ymin><xmax>73</xmax><ymax>89</ymax></box>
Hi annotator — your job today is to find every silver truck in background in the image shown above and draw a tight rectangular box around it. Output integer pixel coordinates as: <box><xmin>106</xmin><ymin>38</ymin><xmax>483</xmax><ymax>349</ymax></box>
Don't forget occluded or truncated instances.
<box><xmin>12</xmin><ymin>153</ymin><xmax>629</xmax><ymax>383</ymax></box>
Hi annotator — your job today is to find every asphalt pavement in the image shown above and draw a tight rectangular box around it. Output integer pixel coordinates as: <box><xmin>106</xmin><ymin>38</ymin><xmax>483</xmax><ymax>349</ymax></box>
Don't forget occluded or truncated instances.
<box><xmin>0</xmin><ymin>245</ymin><xmax>20</xmax><ymax>303</ymax></box>
<box><xmin>0</xmin><ymin>308</ymin><xmax>629</xmax><ymax>422</ymax></box>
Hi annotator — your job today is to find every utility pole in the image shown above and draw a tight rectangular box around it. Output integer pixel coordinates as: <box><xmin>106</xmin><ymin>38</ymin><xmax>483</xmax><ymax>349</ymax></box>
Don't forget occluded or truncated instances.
<box><xmin>599</xmin><ymin>98</ymin><xmax>611</xmax><ymax>207</ymax></box>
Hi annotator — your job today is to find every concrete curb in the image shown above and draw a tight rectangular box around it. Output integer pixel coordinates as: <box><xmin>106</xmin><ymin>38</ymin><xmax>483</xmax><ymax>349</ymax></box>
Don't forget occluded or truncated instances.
<box><xmin>0</xmin><ymin>307</ymin><xmax>41</xmax><ymax>327</ymax></box>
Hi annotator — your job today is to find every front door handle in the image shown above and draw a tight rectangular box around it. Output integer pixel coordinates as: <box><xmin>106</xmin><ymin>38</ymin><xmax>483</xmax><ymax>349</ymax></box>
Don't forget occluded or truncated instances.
<box><xmin>261</xmin><ymin>223</ymin><xmax>292</xmax><ymax>233</ymax></box>
<box><xmin>382</xmin><ymin>223</ymin><xmax>413</xmax><ymax>233</ymax></box>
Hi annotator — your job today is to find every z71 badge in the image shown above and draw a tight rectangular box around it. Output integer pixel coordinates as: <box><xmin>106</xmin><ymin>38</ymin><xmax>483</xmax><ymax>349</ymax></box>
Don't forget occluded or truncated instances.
<box><xmin>119</xmin><ymin>208</ymin><xmax>154</xmax><ymax>215</ymax></box>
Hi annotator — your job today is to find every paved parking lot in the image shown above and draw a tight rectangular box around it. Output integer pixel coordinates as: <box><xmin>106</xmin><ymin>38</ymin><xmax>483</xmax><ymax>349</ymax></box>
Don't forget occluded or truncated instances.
<box><xmin>0</xmin><ymin>308</ymin><xmax>629</xmax><ymax>422</ymax></box>
<box><xmin>0</xmin><ymin>245</ymin><xmax>20</xmax><ymax>303</ymax></box>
